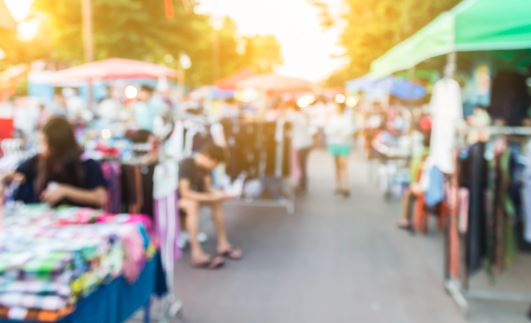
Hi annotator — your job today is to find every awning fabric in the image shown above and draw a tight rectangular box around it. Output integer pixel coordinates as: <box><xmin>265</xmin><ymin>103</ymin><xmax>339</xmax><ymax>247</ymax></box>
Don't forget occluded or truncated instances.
<box><xmin>51</xmin><ymin>58</ymin><xmax>181</xmax><ymax>83</ymax></box>
<box><xmin>371</xmin><ymin>0</ymin><xmax>531</xmax><ymax>78</ymax></box>
<box><xmin>237</xmin><ymin>73</ymin><xmax>315</xmax><ymax>93</ymax></box>
<box><xmin>346</xmin><ymin>76</ymin><xmax>426</xmax><ymax>101</ymax></box>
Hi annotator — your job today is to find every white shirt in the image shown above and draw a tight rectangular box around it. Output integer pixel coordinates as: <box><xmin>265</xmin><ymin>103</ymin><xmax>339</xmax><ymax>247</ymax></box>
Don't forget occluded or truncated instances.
<box><xmin>99</xmin><ymin>99</ymin><xmax>122</xmax><ymax>122</ymax></box>
<box><xmin>429</xmin><ymin>78</ymin><xmax>464</xmax><ymax>174</ymax></box>
<box><xmin>288</xmin><ymin>111</ymin><xmax>313</xmax><ymax>149</ymax></box>
<box><xmin>325</xmin><ymin>113</ymin><xmax>354</xmax><ymax>146</ymax></box>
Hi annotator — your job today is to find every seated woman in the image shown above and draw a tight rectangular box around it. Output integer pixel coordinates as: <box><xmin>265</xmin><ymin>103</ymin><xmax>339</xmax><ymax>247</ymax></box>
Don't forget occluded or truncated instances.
<box><xmin>6</xmin><ymin>117</ymin><xmax>107</xmax><ymax>208</ymax></box>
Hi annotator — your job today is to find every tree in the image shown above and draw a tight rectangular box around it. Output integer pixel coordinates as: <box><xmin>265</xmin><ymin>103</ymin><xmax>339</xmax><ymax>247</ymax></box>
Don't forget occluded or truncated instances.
<box><xmin>240</xmin><ymin>34</ymin><xmax>283</xmax><ymax>73</ymax></box>
<box><xmin>6</xmin><ymin>1</ymin><xmax>283</xmax><ymax>87</ymax></box>
<box><xmin>30</xmin><ymin>0</ymin><xmax>219</xmax><ymax>86</ymax></box>
<box><xmin>314</xmin><ymin>0</ymin><xmax>459</xmax><ymax>86</ymax></box>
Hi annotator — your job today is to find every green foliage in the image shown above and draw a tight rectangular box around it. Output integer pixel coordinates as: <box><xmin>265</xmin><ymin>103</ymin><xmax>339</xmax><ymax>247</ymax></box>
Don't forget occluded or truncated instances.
<box><xmin>240</xmin><ymin>34</ymin><xmax>283</xmax><ymax>74</ymax></box>
<box><xmin>317</xmin><ymin>0</ymin><xmax>459</xmax><ymax>86</ymax></box>
<box><xmin>32</xmin><ymin>0</ymin><xmax>214</xmax><ymax>85</ymax></box>
<box><xmin>4</xmin><ymin>0</ymin><xmax>283</xmax><ymax>87</ymax></box>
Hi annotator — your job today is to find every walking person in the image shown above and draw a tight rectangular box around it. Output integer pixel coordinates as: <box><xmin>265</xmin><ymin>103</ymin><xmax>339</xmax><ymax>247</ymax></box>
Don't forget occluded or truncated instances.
<box><xmin>287</xmin><ymin>100</ymin><xmax>313</xmax><ymax>194</ymax></box>
<box><xmin>325</xmin><ymin>101</ymin><xmax>354</xmax><ymax>197</ymax></box>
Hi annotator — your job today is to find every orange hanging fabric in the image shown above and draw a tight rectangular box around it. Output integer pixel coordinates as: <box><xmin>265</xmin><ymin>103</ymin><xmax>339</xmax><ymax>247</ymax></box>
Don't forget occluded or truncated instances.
<box><xmin>164</xmin><ymin>0</ymin><xmax>175</xmax><ymax>19</ymax></box>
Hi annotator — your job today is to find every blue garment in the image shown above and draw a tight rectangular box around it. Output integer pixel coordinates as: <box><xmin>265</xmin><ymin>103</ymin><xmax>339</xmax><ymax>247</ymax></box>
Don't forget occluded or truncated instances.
<box><xmin>134</xmin><ymin>97</ymin><xmax>166</xmax><ymax>132</ymax></box>
<box><xmin>14</xmin><ymin>156</ymin><xmax>107</xmax><ymax>207</ymax></box>
<box><xmin>425</xmin><ymin>165</ymin><xmax>445</xmax><ymax>208</ymax></box>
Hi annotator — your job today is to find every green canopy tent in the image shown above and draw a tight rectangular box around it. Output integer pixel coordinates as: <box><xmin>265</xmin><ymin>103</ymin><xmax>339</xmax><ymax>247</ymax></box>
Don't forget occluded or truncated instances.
<box><xmin>370</xmin><ymin>0</ymin><xmax>531</xmax><ymax>78</ymax></box>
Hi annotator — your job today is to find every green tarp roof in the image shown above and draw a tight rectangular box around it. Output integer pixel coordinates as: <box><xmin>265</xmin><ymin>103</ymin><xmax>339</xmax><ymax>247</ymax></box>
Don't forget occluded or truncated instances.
<box><xmin>371</xmin><ymin>0</ymin><xmax>531</xmax><ymax>78</ymax></box>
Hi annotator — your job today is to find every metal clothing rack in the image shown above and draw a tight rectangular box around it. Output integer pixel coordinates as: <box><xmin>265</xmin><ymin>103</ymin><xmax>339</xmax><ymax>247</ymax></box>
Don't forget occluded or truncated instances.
<box><xmin>226</xmin><ymin>191</ymin><xmax>296</xmax><ymax>215</ymax></box>
<box><xmin>444</xmin><ymin>125</ymin><xmax>531</xmax><ymax>316</ymax></box>
<box><xmin>180</xmin><ymin>117</ymin><xmax>297</xmax><ymax>215</ymax></box>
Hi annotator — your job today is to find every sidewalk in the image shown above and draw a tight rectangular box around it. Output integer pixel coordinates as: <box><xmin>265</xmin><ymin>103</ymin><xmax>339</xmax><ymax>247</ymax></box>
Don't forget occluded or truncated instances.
<box><xmin>169</xmin><ymin>149</ymin><xmax>529</xmax><ymax>323</ymax></box>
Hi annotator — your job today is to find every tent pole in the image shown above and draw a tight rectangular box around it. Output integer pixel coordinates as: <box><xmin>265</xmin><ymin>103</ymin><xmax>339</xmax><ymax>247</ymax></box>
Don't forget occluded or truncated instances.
<box><xmin>445</xmin><ymin>52</ymin><xmax>457</xmax><ymax>78</ymax></box>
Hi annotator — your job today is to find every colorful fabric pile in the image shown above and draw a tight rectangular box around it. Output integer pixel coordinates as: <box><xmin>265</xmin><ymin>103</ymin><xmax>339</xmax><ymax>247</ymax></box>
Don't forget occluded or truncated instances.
<box><xmin>0</xmin><ymin>205</ymin><xmax>157</xmax><ymax>322</ymax></box>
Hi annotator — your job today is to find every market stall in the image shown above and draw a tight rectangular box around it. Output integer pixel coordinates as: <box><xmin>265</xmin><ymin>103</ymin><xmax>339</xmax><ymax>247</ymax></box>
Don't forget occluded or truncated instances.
<box><xmin>370</xmin><ymin>0</ymin><xmax>531</xmax><ymax>78</ymax></box>
<box><xmin>0</xmin><ymin>123</ymin><xmax>183</xmax><ymax>322</ymax></box>
<box><xmin>0</xmin><ymin>206</ymin><xmax>167</xmax><ymax>323</ymax></box>
<box><xmin>369</xmin><ymin>0</ymin><xmax>531</xmax><ymax>314</ymax></box>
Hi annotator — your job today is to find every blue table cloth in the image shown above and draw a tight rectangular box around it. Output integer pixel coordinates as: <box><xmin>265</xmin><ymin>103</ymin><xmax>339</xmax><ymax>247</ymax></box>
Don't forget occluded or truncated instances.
<box><xmin>2</xmin><ymin>253</ymin><xmax>167</xmax><ymax>323</ymax></box>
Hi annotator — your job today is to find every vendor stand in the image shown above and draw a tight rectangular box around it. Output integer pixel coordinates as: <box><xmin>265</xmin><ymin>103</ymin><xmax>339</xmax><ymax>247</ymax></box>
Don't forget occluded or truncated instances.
<box><xmin>0</xmin><ymin>206</ymin><xmax>167</xmax><ymax>323</ymax></box>
<box><xmin>370</xmin><ymin>0</ymin><xmax>531</xmax><ymax>315</ymax></box>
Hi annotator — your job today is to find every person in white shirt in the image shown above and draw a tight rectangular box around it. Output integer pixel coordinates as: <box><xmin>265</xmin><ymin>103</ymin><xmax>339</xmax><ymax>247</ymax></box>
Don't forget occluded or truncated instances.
<box><xmin>325</xmin><ymin>101</ymin><xmax>354</xmax><ymax>197</ymax></box>
<box><xmin>48</xmin><ymin>90</ymin><xmax>69</xmax><ymax>118</ymax></box>
<box><xmin>287</xmin><ymin>100</ymin><xmax>313</xmax><ymax>193</ymax></box>
<box><xmin>98</xmin><ymin>87</ymin><xmax>123</xmax><ymax>123</ymax></box>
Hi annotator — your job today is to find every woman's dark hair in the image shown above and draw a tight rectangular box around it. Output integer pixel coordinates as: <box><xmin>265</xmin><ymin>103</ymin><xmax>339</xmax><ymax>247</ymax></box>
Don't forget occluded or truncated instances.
<box><xmin>36</xmin><ymin>117</ymin><xmax>84</xmax><ymax>194</ymax></box>
<box><xmin>127</xmin><ymin>129</ymin><xmax>153</xmax><ymax>144</ymax></box>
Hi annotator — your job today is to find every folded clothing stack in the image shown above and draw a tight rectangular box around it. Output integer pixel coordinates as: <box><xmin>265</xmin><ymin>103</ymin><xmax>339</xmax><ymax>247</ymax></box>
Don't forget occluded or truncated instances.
<box><xmin>0</xmin><ymin>206</ymin><xmax>155</xmax><ymax>322</ymax></box>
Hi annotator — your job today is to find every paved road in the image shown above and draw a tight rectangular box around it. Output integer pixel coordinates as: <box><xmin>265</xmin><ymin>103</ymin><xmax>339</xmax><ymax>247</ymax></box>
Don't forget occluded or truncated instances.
<box><xmin>168</xmin><ymin>150</ymin><xmax>529</xmax><ymax>323</ymax></box>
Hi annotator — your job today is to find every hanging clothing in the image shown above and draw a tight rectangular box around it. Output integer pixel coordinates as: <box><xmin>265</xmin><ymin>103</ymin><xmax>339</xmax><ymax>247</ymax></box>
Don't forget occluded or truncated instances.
<box><xmin>164</xmin><ymin>121</ymin><xmax>185</xmax><ymax>161</ymax></box>
<box><xmin>489</xmin><ymin>71</ymin><xmax>530</xmax><ymax>126</ymax></box>
<box><xmin>121</xmin><ymin>163</ymin><xmax>155</xmax><ymax>217</ymax></box>
<box><xmin>465</xmin><ymin>142</ymin><xmax>488</xmax><ymax>275</ymax></box>
<box><xmin>153</xmin><ymin>160</ymin><xmax>181</xmax><ymax>284</ymax></box>
<box><xmin>522</xmin><ymin>149</ymin><xmax>531</xmax><ymax>243</ymax></box>
<box><xmin>424</xmin><ymin>165</ymin><xmax>445</xmax><ymax>208</ymax></box>
<box><xmin>101</xmin><ymin>160</ymin><xmax>122</xmax><ymax>214</ymax></box>
<box><xmin>429</xmin><ymin>78</ymin><xmax>463</xmax><ymax>174</ymax></box>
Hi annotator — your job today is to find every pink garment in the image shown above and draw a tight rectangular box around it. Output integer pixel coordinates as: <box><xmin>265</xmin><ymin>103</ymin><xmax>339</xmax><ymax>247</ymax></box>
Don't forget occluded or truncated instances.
<box><xmin>458</xmin><ymin>188</ymin><xmax>469</xmax><ymax>233</ymax></box>
<box><xmin>118</xmin><ymin>225</ymin><xmax>146</xmax><ymax>283</ymax></box>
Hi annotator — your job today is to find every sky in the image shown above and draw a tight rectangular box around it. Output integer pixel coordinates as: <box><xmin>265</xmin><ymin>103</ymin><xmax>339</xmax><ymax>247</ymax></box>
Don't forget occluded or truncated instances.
<box><xmin>4</xmin><ymin>0</ymin><xmax>346</xmax><ymax>82</ymax></box>
<box><xmin>4</xmin><ymin>0</ymin><xmax>31</xmax><ymax>21</ymax></box>
<box><xmin>197</xmin><ymin>0</ymin><xmax>346</xmax><ymax>81</ymax></box>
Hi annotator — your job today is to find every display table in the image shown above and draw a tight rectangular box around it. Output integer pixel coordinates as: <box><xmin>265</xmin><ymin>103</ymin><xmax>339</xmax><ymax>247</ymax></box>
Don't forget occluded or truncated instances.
<box><xmin>2</xmin><ymin>253</ymin><xmax>167</xmax><ymax>323</ymax></box>
<box><xmin>0</xmin><ymin>206</ymin><xmax>168</xmax><ymax>323</ymax></box>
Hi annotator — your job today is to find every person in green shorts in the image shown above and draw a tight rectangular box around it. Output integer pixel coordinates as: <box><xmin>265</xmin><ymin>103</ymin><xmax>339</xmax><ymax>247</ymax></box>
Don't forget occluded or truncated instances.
<box><xmin>325</xmin><ymin>101</ymin><xmax>354</xmax><ymax>197</ymax></box>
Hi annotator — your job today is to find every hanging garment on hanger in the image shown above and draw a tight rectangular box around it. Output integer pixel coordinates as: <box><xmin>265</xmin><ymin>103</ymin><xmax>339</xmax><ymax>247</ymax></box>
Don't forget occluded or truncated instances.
<box><xmin>164</xmin><ymin>121</ymin><xmax>185</xmax><ymax>161</ymax></box>
<box><xmin>264</xmin><ymin>121</ymin><xmax>277</xmax><ymax>177</ymax></box>
<box><xmin>275</xmin><ymin>119</ymin><xmax>285</xmax><ymax>178</ymax></box>
<box><xmin>153</xmin><ymin>160</ymin><xmax>181</xmax><ymax>278</ymax></box>
<box><xmin>497</xmin><ymin>149</ymin><xmax>518</xmax><ymax>268</ymax></box>
<box><xmin>121</xmin><ymin>163</ymin><xmax>155</xmax><ymax>217</ymax></box>
<box><xmin>101</xmin><ymin>160</ymin><xmax>122</xmax><ymax>214</ymax></box>
<box><xmin>458</xmin><ymin>188</ymin><xmax>470</xmax><ymax>233</ymax></box>
<box><xmin>490</xmin><ymin>71</ymin><xmax>530</xmax><ymax>126</ymax></box>
<box><xmin>428</xmin><ymin>78</ymin><xmax>464</xmax><ymax>174</ymax></box>
<box><xmin>183</xmin><ymin>123</ymin><xmax>202</xmax><ymax>157</ymax></box>
<box><xmin>447</xmin><ymin>180</ymin><xmax>460</xmax><ymax>279</ymax></box>
<box><xmin>210</xmin><ymin>122</ymin><xmax>227</xmax><ymax>147</ymax></box>
<box><xmin>466</xmin><ymin>142</ymin><xmax>488</xmax><ymax>275</ymax></box>
<box><xmin>522</xmin><ymin>149</ymin><xmax>531</xmax><ymax>243</ymax></box>
<box><xmin>424</xmin><ymin>165</ymin><xmax>445</xmax><ymax>208</ymax></box>
<box><xmin>282</xmin><ymin>122</ymin><xmax>292</xmax><ymax>177</ymax></box>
